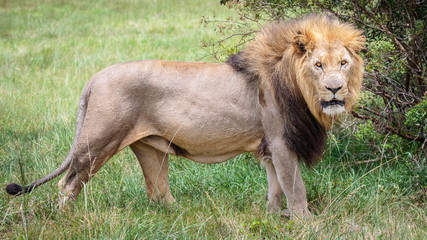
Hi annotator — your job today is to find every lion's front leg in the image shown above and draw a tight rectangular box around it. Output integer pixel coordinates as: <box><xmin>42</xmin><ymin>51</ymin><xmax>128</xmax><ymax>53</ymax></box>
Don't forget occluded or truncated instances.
<box><xmin>263</xmin><ymin>160</ymin><xmax>284</xmax><ymax>213</ymax></box>
<box><xmin>269</xmin><ymin>139</ymin><xmax>310</xmax><ymax>217</ymax></box>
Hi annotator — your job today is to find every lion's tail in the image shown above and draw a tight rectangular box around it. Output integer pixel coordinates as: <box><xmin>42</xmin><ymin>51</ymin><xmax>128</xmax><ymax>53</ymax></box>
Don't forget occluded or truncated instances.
<box><xmin>6</xmin><ymin>82</ymin><xmax>92</xmax><ymax>196</ymax></box>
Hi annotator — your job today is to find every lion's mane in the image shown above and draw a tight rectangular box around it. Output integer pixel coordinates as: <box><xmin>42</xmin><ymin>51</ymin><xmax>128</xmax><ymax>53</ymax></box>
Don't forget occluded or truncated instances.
<box><xmin>227</xmin><ymin>14</ymin><xmax>365</xmax><ymax>166</ymax></box>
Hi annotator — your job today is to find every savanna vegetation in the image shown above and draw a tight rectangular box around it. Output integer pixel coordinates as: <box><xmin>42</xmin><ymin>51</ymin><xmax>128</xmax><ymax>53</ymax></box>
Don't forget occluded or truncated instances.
<box><xmin>1</xmin><ymin>0</ymin><xmax>425</xmax><ymax>239</ymax></box>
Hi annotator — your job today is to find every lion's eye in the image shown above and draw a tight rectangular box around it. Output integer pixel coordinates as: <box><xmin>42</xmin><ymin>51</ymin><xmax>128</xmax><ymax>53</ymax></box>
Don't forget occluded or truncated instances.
<box><xmin>315</xmin><ymin>62</ymin><xmax>322</xmax><ymax>68</ymax></box>
<box><xmin>341</xmin><ymin>60</ymin><xmax>347</xmax><ymax>66</ymax></box>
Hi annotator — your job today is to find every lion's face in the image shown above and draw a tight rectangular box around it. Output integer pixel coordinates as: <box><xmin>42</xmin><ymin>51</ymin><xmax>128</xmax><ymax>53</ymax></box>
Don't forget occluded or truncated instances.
<box><xmin>301</xmin><ymin>43</ymin><xmax>359</xmax><ymax>117</ymax></box>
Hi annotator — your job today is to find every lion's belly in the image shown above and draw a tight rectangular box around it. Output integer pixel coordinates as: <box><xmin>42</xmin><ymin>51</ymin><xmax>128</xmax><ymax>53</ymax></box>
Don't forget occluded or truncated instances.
<box><xmin>173</xmin><ymin>128</ymin><xmax>263</xmax><ymax>163</ymax></box>
<box><xmin>139</xmin><ymin>131</ymin><xmax>262</xmax><ymax>164</ymax></box>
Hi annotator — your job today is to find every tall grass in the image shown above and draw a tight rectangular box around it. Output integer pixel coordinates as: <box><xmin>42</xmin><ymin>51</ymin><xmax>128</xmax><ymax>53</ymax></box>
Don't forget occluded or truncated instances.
<box><xmin>1</xmin><ymin>0</ymin><xmax>425</xmax><ymax>239</ymax></box>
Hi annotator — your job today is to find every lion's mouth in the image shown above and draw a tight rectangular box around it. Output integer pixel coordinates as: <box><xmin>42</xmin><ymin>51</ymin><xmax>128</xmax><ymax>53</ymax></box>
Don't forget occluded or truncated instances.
<box><xmin>321</xmin><ymin>99</ymin><xmax>345</xmax><ymax>108</ymax></box>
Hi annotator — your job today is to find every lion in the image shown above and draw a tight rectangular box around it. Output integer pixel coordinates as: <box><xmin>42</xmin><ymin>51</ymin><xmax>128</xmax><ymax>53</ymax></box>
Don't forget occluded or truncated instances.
<box><xmin>6</xmin><ymin>14</ymin><xmax>365</xmax><ymax>216</ymax></box>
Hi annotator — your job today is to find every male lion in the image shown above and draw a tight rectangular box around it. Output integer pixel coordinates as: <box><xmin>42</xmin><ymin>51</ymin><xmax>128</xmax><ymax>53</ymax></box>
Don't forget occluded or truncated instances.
<box><xmin>6</xmin><ymin>14</ymin><xmax>365</xmax><ymax>216</ymax></box>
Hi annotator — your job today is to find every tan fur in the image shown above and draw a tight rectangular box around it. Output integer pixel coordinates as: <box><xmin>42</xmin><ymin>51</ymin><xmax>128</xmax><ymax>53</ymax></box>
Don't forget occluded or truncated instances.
<box><xmin>7</xmin><ymin>14</ymin><xmax>364</xmax><ymax>217</ymax></box>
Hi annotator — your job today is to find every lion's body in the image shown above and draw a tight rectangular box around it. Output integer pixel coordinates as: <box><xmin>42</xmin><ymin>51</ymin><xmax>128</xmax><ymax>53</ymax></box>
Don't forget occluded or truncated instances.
<box><xmin>6</xmin><ymin>14</ymin><xmax>365</xmax><ymax>216</ymax></box>
<box><xmin>86</xmin><ymin>60</ymin><xmax>263</xmax><ymax>163</ymax></box>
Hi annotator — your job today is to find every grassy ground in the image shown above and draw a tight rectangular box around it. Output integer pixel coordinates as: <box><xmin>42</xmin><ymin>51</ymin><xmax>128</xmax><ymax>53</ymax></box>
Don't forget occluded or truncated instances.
<box><xmin>1</xmin><ymin>0</ymin><xmax>425</xmax><ymax>239</ymax></box>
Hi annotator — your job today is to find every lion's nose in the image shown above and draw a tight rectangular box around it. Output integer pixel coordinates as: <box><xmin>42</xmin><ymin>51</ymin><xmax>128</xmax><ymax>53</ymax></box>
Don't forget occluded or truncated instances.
<box><xmin>326</xmin><ymin>86</ymin><xmax>342</xmax><ymax>94</ymax></box>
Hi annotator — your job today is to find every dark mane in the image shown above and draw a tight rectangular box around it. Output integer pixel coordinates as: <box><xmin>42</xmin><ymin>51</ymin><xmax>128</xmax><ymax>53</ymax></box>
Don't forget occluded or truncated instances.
<box><xmin>227</xmin><ymin>52</ymin><xmax>327</xmax><ymax>167</ymax></box>
<box><xmin>226</xmin><ymin>51</ymin><xmax>259</xmax><ymax>83</ymax></box>
<box><xmin>271</xmin><ymin>69</ymin><xmax>327</xmax><ymax>167</ymax></box>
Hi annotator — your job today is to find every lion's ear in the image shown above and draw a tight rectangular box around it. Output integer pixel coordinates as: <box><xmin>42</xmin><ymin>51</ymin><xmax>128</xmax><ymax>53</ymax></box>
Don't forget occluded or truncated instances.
<box><xmin>293</xmin><ymin>34</ymin><xmax>313</xmax><ymax>55</ymax></box>
<box><xmin>345</xmin><ymin>33</ymin><xmax>366</xmax><ymax>54</ymax></box>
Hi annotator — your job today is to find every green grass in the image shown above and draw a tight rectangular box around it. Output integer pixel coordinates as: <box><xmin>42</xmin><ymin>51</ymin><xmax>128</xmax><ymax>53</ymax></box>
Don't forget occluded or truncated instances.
<box><xmin>1</xmin><ymin>0</ymin><xmax>426</xmax><ymax>239</ymax></box>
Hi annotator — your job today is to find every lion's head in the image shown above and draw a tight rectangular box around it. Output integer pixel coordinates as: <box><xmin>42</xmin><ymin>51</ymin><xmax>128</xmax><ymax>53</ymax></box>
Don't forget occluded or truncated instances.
<box><xmin>229</xmin><ymin>14</ymin><xmax>365</xmax><ymax>128</ymax></box>
<box><xmin>227</xmin><ymin>14</ymin><xmax>365</xmax><ymax>166</ymax></box>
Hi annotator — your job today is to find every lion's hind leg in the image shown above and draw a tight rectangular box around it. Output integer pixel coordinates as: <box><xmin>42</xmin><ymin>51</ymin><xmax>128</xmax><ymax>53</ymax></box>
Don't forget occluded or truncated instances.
<box><xmin>130</xmin><ymin>140</ymin><xmax>175</xmax><ymax>204</ymax></box>
<box><xmin>58</xmin><ymin>135</ymin><xmax>123</xmax><ymax>205</ymax></box>
<box><xmin>57</xmin><ymin>114</ymin><xmax>136</xmax><ymax>205</ymax></box>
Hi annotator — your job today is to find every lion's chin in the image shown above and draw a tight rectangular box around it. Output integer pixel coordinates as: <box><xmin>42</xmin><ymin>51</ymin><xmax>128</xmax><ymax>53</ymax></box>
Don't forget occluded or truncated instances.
<box><xmin>321</xmin><ymin>99</ymin><xmax>346</xmax><ymax>116</ymax></box>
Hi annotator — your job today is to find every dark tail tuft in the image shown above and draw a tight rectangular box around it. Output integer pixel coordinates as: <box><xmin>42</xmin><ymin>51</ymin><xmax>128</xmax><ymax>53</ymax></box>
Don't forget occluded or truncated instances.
<box><xmin>6</xmin><ymin>183</ymin><xmax>24</xmax><ymax>196</ymax></box>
